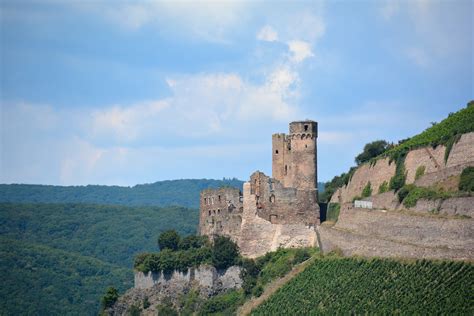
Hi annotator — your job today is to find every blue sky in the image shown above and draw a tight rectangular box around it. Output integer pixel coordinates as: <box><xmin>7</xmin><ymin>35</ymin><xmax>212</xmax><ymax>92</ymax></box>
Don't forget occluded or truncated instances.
<box><xmin>1</xmin><ymin>0</ymin><xmax>472</xmax><ymax>186</ymax></box>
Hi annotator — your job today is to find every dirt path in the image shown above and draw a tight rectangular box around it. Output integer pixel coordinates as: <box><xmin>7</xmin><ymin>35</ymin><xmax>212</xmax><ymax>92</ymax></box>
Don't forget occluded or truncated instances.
<box><xmin>237</xmin><ymin>256</ymin><xmax>316</xmax><ymax>316</ymax></box>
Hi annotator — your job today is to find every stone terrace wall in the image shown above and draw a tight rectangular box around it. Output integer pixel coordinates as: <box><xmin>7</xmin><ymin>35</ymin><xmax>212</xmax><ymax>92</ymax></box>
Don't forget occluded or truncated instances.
<box><xmin>334</xmin><ymin>158</ymin><xmax>395</xmax><ymax>203</ymax></box>
<box><xmin>319</xmin><ymin>203</ymin><xmax>473</xmax><ymax>260</ymax></box>
<box><xmin>330</xmin><ymin>132</ymin><xmax>474</xmax><ymax>204</ymax></box>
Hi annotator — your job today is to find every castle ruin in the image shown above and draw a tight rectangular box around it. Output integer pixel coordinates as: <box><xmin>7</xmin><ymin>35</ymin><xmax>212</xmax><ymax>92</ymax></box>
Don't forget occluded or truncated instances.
<box><xmin>199</xmin><ymin>121</ymin><xmax>320</xmax><ymax>258</ymax></box>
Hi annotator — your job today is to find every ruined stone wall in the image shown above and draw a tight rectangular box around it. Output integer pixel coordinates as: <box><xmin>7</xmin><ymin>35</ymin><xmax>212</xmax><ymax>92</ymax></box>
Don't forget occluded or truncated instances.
<box><xmin>199</xmin><ymin>187</ymin><xmax>243</xmax><ymax>242</ymax></box>
<box><xmin>109</xmin><ymin>266</ymin><xmax>242</xmax><ymax>316</ymax></box>
<box><xmin>249</xmin><ymin>171</ymin><xmax>319</xmax><ymax>226</ymax></box>
<box><xmin>238</xmin><ymin>182</ymin><xmax>317</xmax><ymax>258</ymax></box>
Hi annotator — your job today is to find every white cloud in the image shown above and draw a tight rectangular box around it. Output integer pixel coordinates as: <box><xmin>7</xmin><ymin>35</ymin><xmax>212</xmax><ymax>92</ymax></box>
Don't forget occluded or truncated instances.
<box><xmin>257</xmin><ymin>25</ymin><xmax>278</xmax><ymax>42</ymax></box>
<box><xmin>287</xmin><ymin>40</ymin><xmax>314</xmax><ymax>63</ymax></box>
<box><xmin>74</xmin><ymin>0</ymin><xmax>251</xmax><ymax>42</ymax></box>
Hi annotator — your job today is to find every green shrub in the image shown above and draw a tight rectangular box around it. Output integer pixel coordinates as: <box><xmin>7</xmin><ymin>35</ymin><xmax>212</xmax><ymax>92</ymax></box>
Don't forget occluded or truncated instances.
<box><xmin>240</xmin><ymin>258</ymin><xmax>260</xmax><ymax>295</ymax></box>
<box><xmin>158</xmin><ymin>230</ymin><xmax>181</xmax><ymax>251</ymax></box>
<box><xmin>355</xmin><ymin>140</ymin><xmax>390</xmax><ymax>165</ymax></box>
<box><xmin>198</xmin><ymin>290</ymin><xmax>245</xmax><ymax>315</ymax></box>
<box><xmin>326</xmin><ymin>203</ymin><xmax>341</xmax><ymax>222</ymax></box>
<box><xmin>179</xmin><ymin>235</ymin><xmax>209</xmax><ymax>250</ymax></box>
<box><xmin>397</xmin><ymin>185</ymin><xmax>414</xmax><ymax>203</ymax></box>
<box><xmin>157</xmin><ymin>304</ymin><xmax>178</xmax><ymax>316</ymax></box>
<box><xmin>142</xmin><ymin>297</ymin><xmax>150</xmax><ymax>309</ymax></box>
<box><xmin>459</xmin><ymin>167</ymin><xmax>474</xmax><ymax>192</ymax></box>
<box><xmin>127</xmin><ymin>304</ymin><xmax>141</xmax><ymax>316</ymax></box>
<box><xmin>252</xmin><ymin>285</ymin><xmax>264</xmax><ymax>297</ymax></box>
<box><xmin>361</xmin><ymin>182</ymin><xmax>372</xmax><ymax>198</ymax></box>
<box><xmin>134</xmin><ymin>246</ymin><xmax>212</xmax><ymax>273</ymax></box>
<box><xmin>293</xmin><ymin>248</ymin><xmax>311</xmax><ymax>264</ymax></box>
<box><xmin>100</xmin><ymin>287</ymin><xmax>119</xmax><ymax>310</ymax></box>
<box><xmin>415</xmin><ymin>165</ymin><xmax>426</xmax><ymax>180</ymax></box>
<box><xmin>378</xmin><ymin>181</ymin><xmax>388</xmax><ymax>194</ymax></box>
<box><xmin>212</xmin><ymin>236</ymin><xmax>239</xmax><ymax>270</ymax></box>
<box><xmin>402</xmin><ymin>186</ymin><xmax>450</xmax><ymax>208</ymax></box>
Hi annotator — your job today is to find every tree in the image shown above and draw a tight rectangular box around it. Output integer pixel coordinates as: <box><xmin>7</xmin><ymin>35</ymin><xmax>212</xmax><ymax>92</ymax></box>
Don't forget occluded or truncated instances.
<box><xmin>212</xmin><ymin>236</ymin><xmax>239</xmax><ymax>269</ymax></box>
<box><xmin>100</xmin><ymin>287</ymin><xmax>119</xmax><ymax>310</ymax></box>
<box><xmin>158</xmin><ymin>230</ymin><xmax>180</xmax><ymax>251</ymax></box>
<box><xmin>355</xmin><ymin>140</ymin><xmax>390</xmax><ymax>165</ymax></box>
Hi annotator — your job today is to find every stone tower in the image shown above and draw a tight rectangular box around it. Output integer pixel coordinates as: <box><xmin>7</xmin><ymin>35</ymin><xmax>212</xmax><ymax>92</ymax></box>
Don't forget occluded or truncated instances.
<box><xmin>272</xmin><ymin>121</ymin><xmax>318</xmax><ymax>191</ymax></box>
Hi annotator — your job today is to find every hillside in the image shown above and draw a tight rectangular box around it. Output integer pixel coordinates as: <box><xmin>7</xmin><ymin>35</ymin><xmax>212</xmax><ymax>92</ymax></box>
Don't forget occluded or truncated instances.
<box><xmin>0</xmin><ymin>237</ymin><xmax>132</xmax><ymax>316</ymax></box>
<box><xmin>0</xmin><ymin>180</ymin><xmax>325</xmax><ymax>208</ymax></box>
<box><xmin>0</xmin><ymin>178</ymin><xmax>244</xmax><ymax>208</ymax></box>
<box><xmin>0</xmin><ymin>203</ymin><xmax>198</xmax><ymax>314</ymax></box>
<box><xmin>252</xmin><ymin>256</ymin><xmax>474</xmax><ymax>315</ymax></box>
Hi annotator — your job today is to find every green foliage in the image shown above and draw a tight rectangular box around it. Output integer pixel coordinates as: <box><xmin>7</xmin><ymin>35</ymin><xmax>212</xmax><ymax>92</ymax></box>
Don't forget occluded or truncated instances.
<box><xmin>212</xmin><ymin>235</ymin><xmax>240</xmax><ymax>270</ymax></box>
<box><xmin>0</xmin><ymin>237</ymin><xmax>132</xmax><ymax>316</ymax></box>
<box><xmin>0</xmin><ymin>178</ymin><xmax>244</xmax><ymax>208</ymax></box>
<box><xmin>143</xmin><ymin>296</ymin><xmax>150</xmax><ymax>309</ymax></box>
<box><xmin>134</xmin><ymin>247</ymin><xmax>213</xmax><ymax>273</ymax></box>
<box><xmin>292</xmin><ymin>248</ymin><xmax>311</xmax><ymax>264</ymax></box>
<box><xmin>101</xmin><ymin>286</ymin><xmax>119</xmax><ymax>310</ymax></box>
<box><xmin>415</xmin><ymin>165</ymin><xmax>426</xmax><ymax>180</ymax></box>
<box><xmin>178</xmin><ymin>289</ymin><xmax>203</xmax><ymax>315</ymax></box>
<box><xmin>326</xmin><ymin>203</ymin><xmax>341</xmax><ymax>222</ymax></box>
<box><xmin>401</xmin><ymin>186</ymin><xmax>450</xmax><ymax>208</ymax></box>
<box><xmin>240</xmin><ymin>258</ymin><xmax>260</xmax><ymax>295</ymax></box>
<box><xmin>320</xmin><ymin>168</ymin><xmax>356</xmax><ymax>202</ymax></box>
<box><xmin>0</xmin><ymin>202</ymin><xmax>197</xmax><ymax>314</ymax></box>
<box><xmin>355</xmin><ymin>140</ymin><xmax>390</xmax><ymax>165</ymax></box>
<box><xmin>389</xmin><ymin>152</ymin><xmax>407</xmax><ymax>191</ymax></box>
<box><xmin>157</xmin><ymin>303</ymin><xmax>178</xmax><ymax>316</ymax></box>
<box><xmin>459</xmin><ymin>167</ymin><xmax>474</xmax><ymax>192</ymax></box>
<box><xmin>252</xmin><ymin>257</ymin><xmax>474</xmax><ymax>315</ymax></box>
<box><xmin>127</xmin><ymin>304</ymin><xmax>141</xmax><ymax>316</ymax></box>
<box><xmin>378</xmin><ymin>181</ymin><xmax>388</xmax><ymax>194</ymax></box>
<box><xmin>384</xmin><ymin>103</ymin><xmax>474</xmax><ymax>162</ymax></box>
<box><xmin>198</xmin><ymin>290</ymin><xmax>245</xmax><ymax>315</ymax></box>
<box><xmin>252</xmin><ymin>285</ymin><xmax>264</xmax><ymax>297</ymax></box>
<box><xmin>179</xmin><ymin>235</ymin><xmax>210</xmax><ymax>250</ymax></box>
<box><xmin>158</xmin><ymin>230</ymin><xmax>181</xmax><ymax>251</ymax></box>
<box><xmin>361</xmin><ymin>181</ymin><xmax>372</xmax><ymax>198</ymax></box>
<box><xmin>397</xmin><ymin>184</ymin><xmax>415</xmax><ymax>203</ymax></box>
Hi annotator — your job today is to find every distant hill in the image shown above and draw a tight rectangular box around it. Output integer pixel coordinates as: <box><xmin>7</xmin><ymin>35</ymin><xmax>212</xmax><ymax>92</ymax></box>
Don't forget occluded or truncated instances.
<box><xmin>0</xmin><ymin>179</ymin><xmax>325</xmax><ymax>208</ymax></box>
<box><xmin>0</xmin><ymin>203</ymin><xmax>199</xmax><ymax>314</ymax></box>
<box><xmin>0</xmin><ymin>178</ymin><xmax>244</xmax><ymax>208</ymax></box>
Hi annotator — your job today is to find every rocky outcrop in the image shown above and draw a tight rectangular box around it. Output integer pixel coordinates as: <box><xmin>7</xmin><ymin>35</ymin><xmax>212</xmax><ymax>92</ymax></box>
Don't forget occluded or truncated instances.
<box><xmin>107</xmin><ymin>265</ymin><xmax>242</xmax><ymax>316</ymax></box>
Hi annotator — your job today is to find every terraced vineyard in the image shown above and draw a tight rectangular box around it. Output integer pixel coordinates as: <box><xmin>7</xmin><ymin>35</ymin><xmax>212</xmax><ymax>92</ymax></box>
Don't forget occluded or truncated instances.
<box><xmin>252</xmin><ymin>256</ymin><xmax>474</xmax><ymax>315</ymax></box>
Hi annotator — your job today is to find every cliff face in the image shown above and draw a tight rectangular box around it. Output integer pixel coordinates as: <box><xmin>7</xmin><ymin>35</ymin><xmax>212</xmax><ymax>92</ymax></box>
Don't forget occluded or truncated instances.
<box><xmin>107</xmin><ymin>265</ymin><xmax>242</xmax><ymax>316</ymax></box>
<box><xmin>330</xmin><ymin>132</ymin><xmax>474</xmax><ymax>204</ymax></box>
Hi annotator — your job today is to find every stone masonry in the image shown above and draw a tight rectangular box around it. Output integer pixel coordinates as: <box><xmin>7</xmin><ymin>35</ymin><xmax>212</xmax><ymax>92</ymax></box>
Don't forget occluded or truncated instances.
<box><xmin>199</xmin><ymin>121</ymin><xmax>320</xmax><ymax>257</ymax></box>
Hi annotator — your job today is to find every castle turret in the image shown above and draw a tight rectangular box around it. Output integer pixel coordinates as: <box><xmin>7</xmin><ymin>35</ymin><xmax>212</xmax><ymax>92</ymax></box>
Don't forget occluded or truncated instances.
<box><xmin>272</xmin><ymin>120</ymin><xmax>318</xmax><ymax>191</ymax></box>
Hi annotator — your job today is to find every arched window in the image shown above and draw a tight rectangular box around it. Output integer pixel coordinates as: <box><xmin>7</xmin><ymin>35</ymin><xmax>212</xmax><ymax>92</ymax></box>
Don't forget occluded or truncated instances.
<box><xmin>304</xmin><ymin>124</ymin><xmax>308</xmax><ymax>131</ymax></box>
<box><xmin>284</xmin><ymin>165</ymin><xmax>288</xmax><ymax>175</ymax></box>
<box><xmin>270</xmin><ymin>195</ymin><xmax>275</xmax><ymax>203</ymax></box>
<box><xmin>275</xmin><ymin>150</ymin><xmax>279</xmax><ymax>154</ymax></box>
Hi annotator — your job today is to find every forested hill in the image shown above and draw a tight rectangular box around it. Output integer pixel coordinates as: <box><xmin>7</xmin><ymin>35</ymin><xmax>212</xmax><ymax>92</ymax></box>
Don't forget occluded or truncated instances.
<box><xmin>0</xmin><ymin>179</ymin><xmax>326</xmax><ymax>208</ymax></box>
<box><xmin>0</xmin><ymin>178</ymin><xmax>244</xmax><ymax>208</ymax></box>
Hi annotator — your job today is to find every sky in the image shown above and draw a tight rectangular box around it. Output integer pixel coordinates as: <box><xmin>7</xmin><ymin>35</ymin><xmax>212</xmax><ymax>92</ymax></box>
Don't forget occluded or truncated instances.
<box><xmin>0</xmin><ymin>0</ymin><xmax>472</xmax><ymax>186</ymax></box>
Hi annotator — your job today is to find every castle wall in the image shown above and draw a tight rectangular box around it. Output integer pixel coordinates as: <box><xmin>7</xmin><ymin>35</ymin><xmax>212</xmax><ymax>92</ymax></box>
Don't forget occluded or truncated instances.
<box><xmin>199</xmin><ymin>187</ymin><xmax>243</xmax><ymax>243</ymax></box>
<box><xmin>238</xmin><ymin>182</ymin><xmax>318</xmax><ymax>258</ymax></box>
<box><xmin>249</xmin><ymin>171</ymin><xmax>319</xmax><ymax>226</ymax></box>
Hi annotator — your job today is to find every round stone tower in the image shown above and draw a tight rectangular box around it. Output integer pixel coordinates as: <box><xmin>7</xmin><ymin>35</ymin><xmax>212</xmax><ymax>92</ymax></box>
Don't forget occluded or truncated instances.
<box><xmin>288</xmin><ymin>120</ymin><xmax>318</xmax><ymax>190</ymax></box>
